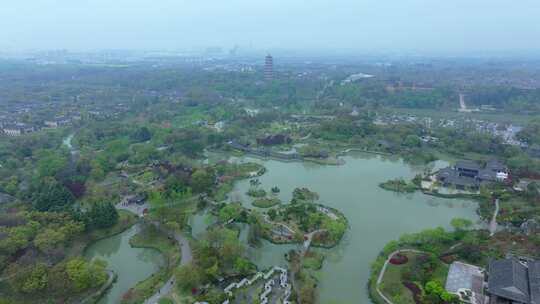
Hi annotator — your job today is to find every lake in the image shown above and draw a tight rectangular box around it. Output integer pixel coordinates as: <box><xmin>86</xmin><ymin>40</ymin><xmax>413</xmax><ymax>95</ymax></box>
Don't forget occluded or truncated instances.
<box><xmin>221</xmin><ymin>152</ymin><xmax>480</xmax><ymax>304</ymax></box>
<box><xmin>84</xmin><ymin>224</ymin><xmax>165</xmax><ymax>304</ymax></box>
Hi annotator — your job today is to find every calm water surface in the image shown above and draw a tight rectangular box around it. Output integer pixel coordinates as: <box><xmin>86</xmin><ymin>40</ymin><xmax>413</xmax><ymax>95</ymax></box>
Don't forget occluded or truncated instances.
<box><xmin>84</xmin><ymin>224</ymin><xmax>165</xmax><ymax>304</ymax></box>
<box><xmin>220</xmin><ymin>152</ymin><xmax>480</xmax><ymax>304</ymax></box>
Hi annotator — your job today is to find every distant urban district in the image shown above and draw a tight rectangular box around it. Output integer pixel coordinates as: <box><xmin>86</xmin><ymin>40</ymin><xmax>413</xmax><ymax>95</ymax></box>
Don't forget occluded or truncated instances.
<box><xmin>0</xmin><ymin>51</ymin><xmax>539</xmax><ymax>304</ymax></box>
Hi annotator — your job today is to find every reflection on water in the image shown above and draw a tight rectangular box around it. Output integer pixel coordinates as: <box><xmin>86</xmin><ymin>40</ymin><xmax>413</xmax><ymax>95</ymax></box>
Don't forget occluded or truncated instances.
<box><xmin>84</xmin><ymin>225</ymin><xmax>165</xmax><ymax>304</ymax></box>
<box><xmin>219</xmin><ymin>152</ymin><xmax>480</xmax><ymax>304</ymax></box>
<box><xmin>190</xmin><ymin>210</ymin><xmax>216</xmax><ymax>239</ymax></box>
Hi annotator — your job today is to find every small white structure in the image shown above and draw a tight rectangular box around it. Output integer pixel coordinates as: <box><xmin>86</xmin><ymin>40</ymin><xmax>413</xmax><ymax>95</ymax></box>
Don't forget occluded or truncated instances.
<box><xmin>223</xmin><ymin>266</ymin><xmax>289</xmax><ymax>303</ymax></box>
<box><xmin>496</xmin><ymin>172</ymin><xmax>509</xmax><ymax>181</ymax></box>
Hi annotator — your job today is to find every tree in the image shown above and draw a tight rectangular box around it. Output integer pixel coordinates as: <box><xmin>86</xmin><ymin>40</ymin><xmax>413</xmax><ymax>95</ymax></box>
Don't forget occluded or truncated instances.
<box><xmin>323</xmin><ymin>219</ymin><xmax>346</xmax><ymax>241</ymax></box>
<box><xmin>403</xmin><ymin>135</ymin><xmax>421</xmax><ymax>148</ymax></box>
<box><xmin>33</xmin><ymin>228</ymin><xmax>66</xmax><ymax>252</ymax></box>
<box><xmin>218</xmin><ymin>203</ymin><xmax>242</xmax><ymax>222</ymax></box>
<box><xmin>526</xmin><ymin>182</ymin><xmax>540</xmax><ymax>200</ymax></box>
<box><xmin>86</xmin><ymin>202</ymin><xmax>119</xmax><ymax>229</ymax></box>
<box><xmin>191</xmin><ymin>169</ymin><xmax>215</xmax><ymax>193</ymax></box>
<box><xmin>31</xmin><ymin>177</ymin><xmax>75</xmax><ymax>212</ymax></box>
<box><xmin>20</xmin><ymin>263</ymin><xmax>48</xmax><ymax>293</ymax></box>
<box><xmin>132</xmin><ymin>126</ymin><xmax>152</xmax><ymax>142</ymax></box>
<box><xmin>4</xmin><ymin>176</ymin><xmax>18</xmax><ymax>195</ymax></box>
<box><xmin>234</xmin><ymin>257</ymin><xmax>253</xmax><ymax>275</ymax></box>
<box><xmin>450</xmin><ymin>218</ymin><xmax>473</xmax><ymax>231</ymax></box>
<box><xmin>36</xmin><ymin>150</ymin><xmax>68</xmax><ymax>178</ymax></box>
<box><xmin>66</xmin><ymin>258</ymin><xmax>107</xmax><ymax>292</ymax></box>
<box><xmin>267</xmin><ymin>209</ymin><xmax>277</xmax><ymax>221</ymax></box>
<box><xmin>292</xmin><ymin>188</ymin><xmax>319</xmax><ymax>203</ymax></box>
<box><xmin>424</xmin><ymin>280</ymin><xmax>459</xmax><ymax>304</ymax></box>
<box><xmin>175</xmin><ymin>262</ymin><xmax>204</xmax><ymax>291</ymax></box>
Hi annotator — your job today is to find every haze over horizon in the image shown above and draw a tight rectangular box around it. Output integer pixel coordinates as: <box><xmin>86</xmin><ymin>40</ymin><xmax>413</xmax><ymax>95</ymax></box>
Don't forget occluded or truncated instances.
<box><xmin>2</xmin><ymin>0</ymin><xmax>540</xmax><ymax>55</ymax></box>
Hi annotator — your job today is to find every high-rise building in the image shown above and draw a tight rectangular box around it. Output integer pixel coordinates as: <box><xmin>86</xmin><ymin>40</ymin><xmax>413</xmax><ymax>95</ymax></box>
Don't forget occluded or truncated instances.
<box><xmin>264</xmin><ymin>54</ymin><xmax>273</xmax><ymax>81</ymax></box>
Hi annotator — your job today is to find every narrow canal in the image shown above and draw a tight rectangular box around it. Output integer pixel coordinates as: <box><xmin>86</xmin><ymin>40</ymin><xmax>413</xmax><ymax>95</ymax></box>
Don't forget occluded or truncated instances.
<box><xmin>84</xmin><ymin>224</ymin><xmax>165</xmax><ymax>304</ymax></box>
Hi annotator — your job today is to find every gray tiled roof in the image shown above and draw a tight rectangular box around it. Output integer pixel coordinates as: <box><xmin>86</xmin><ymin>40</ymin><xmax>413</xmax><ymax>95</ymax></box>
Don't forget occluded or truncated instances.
<box><xmin>488</xmin><ymin>259</ymin><xmax>530</xmax><ymax>303</ymax></box>
<box><xmin>478</xmin><ymin>169</ymin><xmax>497</xmax><ymax>181</ymax></box>
<box><xmin>530</xmin><ymin>261</ymin><xmax>540</xmax><ymax>304</ymax></box>
<box><xmin>446</xmin><ymin>174</ymin><xmax>478</xmax><ymax>187</ymax></box>
<box><xmin>486</xmin><ymin>159</ymin><xmax>506</xmax><ymax>172</ymax></box>
<box><xmin>456</xmin><ymin>160</ymin><xmax>482</xmax><ymax>171</ymax></box>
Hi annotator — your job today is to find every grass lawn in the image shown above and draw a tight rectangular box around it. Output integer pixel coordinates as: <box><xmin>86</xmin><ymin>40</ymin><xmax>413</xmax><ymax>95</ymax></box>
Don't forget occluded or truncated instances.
<box><xmin>380</xmin><ymin>257</ymin><xmax>417</xmax><ymax>304</ymax></box>
<box><xmin>302</xmin><ymin>251</ymin><xmax>324</xmax><ymax>270</ymax></box>
<box><xmin>378</xmin><ymin>251</ymin><xmax>451</xmax><ymax>304</ymax></box>
<box><xmin>252</xmin><ymin>197</ymin><xmax>281</xmax><ymax>208</ymax></box>
<box><xmin>388</xmin><ymin>107</ymin><xmax>533</xmax><ymax>124</ymax></box>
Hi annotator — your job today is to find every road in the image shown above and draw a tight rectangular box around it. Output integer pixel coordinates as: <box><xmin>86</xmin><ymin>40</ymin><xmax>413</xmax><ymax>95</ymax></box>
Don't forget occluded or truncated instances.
<box><xmin>143</xmin><ymin>224</ymin><xmax>193</xmax><ymax>304</ymax></box>
<box><xmin>489</xmin><ymin>198</ymin><xmax>500</xmax><ymax>236</ymax></box>
<box><xmin>459</xmin><ymin>93</ymin><xmax>467</xmax><ymax>111</ymax></box>
<box><xmin>113</xmin><ymin>203</ymin><xmax>193</xmax><ymax>304</ymax></box>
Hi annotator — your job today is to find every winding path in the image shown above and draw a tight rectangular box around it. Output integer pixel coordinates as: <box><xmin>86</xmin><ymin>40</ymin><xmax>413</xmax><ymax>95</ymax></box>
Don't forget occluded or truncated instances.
<box><xmin>489</xmin><ymin>198</ymin><xmax>500</xmax><ymax>236</ymax></box>
<box><xmin>143</xmin><ymin>227</ymin><xmax>192</xmax><ymax>304</ymax></box>
<box><xmin>375</xmin><ymin>249</ymin><xmax>425</xmax><ymax>304</ymax></box>
<box><xmin>112</xmin><ymin>203</ymin><xmax>193</xmax><ymax>304</ymax></box>
<box><xmin>302</xmin><ymin>229</ymin><xmax>326</xmax><ymax>255</ymax></box>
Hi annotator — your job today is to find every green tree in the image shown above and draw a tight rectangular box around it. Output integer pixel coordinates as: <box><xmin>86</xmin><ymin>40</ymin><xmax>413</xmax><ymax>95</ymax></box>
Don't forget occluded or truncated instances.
<box><xmin>33</xmin><ymin>228</ymin><xmax>66</xmax><ymax>252</ymax></box>
<box><xmin>218</xmin><ymin>203</ymin><xmax>242</xmax><ymax>222</ymax></box>
<box><xmin>175</xmin><ymin>262</ymin><xmax>204</xmax><ymax>291</ymax></box>
<box><xmin>403</xmin><ymin>135</ymin><xmax>421</xmax><ymax>147</ymax></box>
<box><xmin>86</xmin><ymin>202</ymin><xmax>119</xmax><ymax>229</ymax></box>
<box><xmin>4</xmin><ymin>176</ymin><xmax>19</xmax><ymax>195</ymax></box>
<box><xmin>191</xmin><ymin>169</ymin><xmax>215</xmax><ymax>193</ymax></box>
<box><xmin>31</xmin><ymin>177</ymin><xmax>75</xmax><ymax>212</ymax></box>
<box><xmin>20</xmin><ymin>263</ymin><xmax>49</xmax><ymax>293</ymax></box>
<box><xmin>36</xmin><ymin>150</ymin><xmax>68</xmax><ymax>178</ymax></box>
<box><xmin>267</xmin><ymin>208</ymin><xmax>277</xmax><ymax>220</ymax></box>
<box><xmin>450</xmin><ymin>218</ymin><xmax>473</xmax><ymax>231</ymax></box>
<box><xmin>132</xmin><ymin>126</ymin><xmax>152</xmax><ymax>142</ymax></box>
<box><xmin>234</xmin><ymin>257</ymin><xmax>253</xmax><ymax>275</ymax></box>
<box><xmin>66</xmin><ymin>258</ymin><xmax>107</xmax><ymax>292</ymax></box>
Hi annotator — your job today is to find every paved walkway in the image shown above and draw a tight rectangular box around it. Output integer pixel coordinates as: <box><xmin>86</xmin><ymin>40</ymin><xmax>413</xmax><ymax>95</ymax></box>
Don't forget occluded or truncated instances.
<box><xmin>113</xmin><ymin>203</ymin><xmax>193</xmax><ymax>304</ymax></box>
<box><xmin>116</xmin><ymin>202</ymin><xmax>150</xmax><ymax>217</ymax></box>
<box><xmin>302</xmin><ymin>229</ymin><xmax>326</xmax><ymax>255</ymax></box>
<box><xmin>489</xmin><ymin>199</ymin><xmax>500</xmax><ymax>236</ymax></box>
<box><xmin>376</xmin><ymin>249</ymin><xmax>425</xmax><ymax>304</ymax></box>
<box><xmin>143</xmin><ymin>222</ymin><xmax>193</xmax><ymax>304</ymax></box>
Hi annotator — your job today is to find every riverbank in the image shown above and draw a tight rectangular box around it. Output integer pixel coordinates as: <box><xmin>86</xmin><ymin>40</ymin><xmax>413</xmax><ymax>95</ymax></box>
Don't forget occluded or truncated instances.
<box><xmin>120</xmin><ymin>224</ymin><xmax>181</xmax><ymax>304</ymax></box>
<box><xmin>84</xmin><ymin>224</ymin><xmax>165</xmax><ymax>304</ymax></box>
<box><xmin>80</xmin><ymin>271</ymin><xmax>117</xmax><ymax>304</ymax></box>
<box><xmin>72</xmin><ymin>210</ymin><xmax>138</xmax><ymax>257</ymax></box>
<box><xmin>224</xmin><ymin>153</ymin><xmax>480</xmax><ymax>303</ymax></box>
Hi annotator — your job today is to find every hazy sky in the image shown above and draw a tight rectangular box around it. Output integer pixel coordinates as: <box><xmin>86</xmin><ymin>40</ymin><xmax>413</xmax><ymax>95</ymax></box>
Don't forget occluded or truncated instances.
<box><xmin>2</xmin><ymin>0</ymin><xmax>540</xmax><ymax>53</ymax></box>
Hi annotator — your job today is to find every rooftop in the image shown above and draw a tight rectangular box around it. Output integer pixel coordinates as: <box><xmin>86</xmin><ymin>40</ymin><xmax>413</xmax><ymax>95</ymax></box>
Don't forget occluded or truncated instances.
<box><xmin>488</xmin><ymin>258</ymin><xmax>530</xmax><ymax>303</ymax></box>
<box><xmin>445</xmin><ymin>261</ymin><xmax>485</xmax><ymax>294</ymax></box>
<box><xmin>456</xmin><ymin>160</ymin><xmax>482</xmax><ymax>171</ymax></box>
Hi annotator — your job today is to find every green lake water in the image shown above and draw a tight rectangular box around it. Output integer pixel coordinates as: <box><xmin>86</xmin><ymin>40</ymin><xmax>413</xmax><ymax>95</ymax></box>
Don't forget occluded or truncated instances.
<box><xmin>221</xmin><ymin>152</ymin><xmax>480</xmax><ymax>304</ymax></box>
<box><xmin>86</xmin><ymin>151</ymin><xmax>480</xmax><ymax>304</ymax></box>
<box><xmin>84</xmin><ymin>224</ymin><xmax>165</xmax><ymax>304</ymax></box>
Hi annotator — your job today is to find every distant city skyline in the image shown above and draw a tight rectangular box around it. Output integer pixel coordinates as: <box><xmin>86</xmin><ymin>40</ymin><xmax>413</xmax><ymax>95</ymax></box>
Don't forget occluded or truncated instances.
<box><xmin>1</xmin><ymin>0</ymin><xmax>540</xmax><ymax>55</ymax></box>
